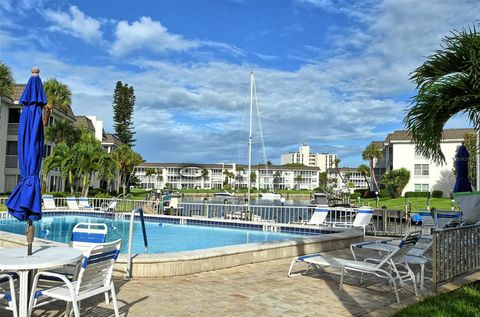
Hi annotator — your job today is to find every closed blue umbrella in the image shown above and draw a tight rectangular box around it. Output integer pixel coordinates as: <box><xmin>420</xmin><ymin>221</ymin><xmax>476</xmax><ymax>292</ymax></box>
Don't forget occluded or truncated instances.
<box><xmin>453</xmin><ymin>144</ymin><xmax>473</xmax><ymax>193</ymax></box>
<box><xmin>5</xmin><ymin>67</ymin><xmax>47</xmax><ymax>255</ymax></box>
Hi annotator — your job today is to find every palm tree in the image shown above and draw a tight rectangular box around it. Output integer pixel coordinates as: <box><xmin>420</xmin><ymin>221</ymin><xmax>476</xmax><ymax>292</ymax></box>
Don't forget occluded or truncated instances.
<box><xmin>0</xmin><ymin>61</ymin><xmax>14</xmax><ymax>98</ymax></box>
<box><xmin>273</xmin><ymin>171</ymin><xmax>281</xmax><ymax>190</ymax></box>
<box><xmin>362</xmin><ymin>144</ymin><xmax>383</xmax><ymax>192</ymax></box>
<box><xmin>45</xmin><ymin>119</ymin><xmax>81</xmax><ymax>147</ymax></box>
<box><xmin>43</xmin><ymin>79</ymin><xmax>72</xmax><ymax>127</ymax></box>
<box><xmin>111</xmin><ymin>144</ymin><xmax>143</xmax><ymax>195</ymax></box>
<box><xmin>334</xmin><ymin>158</ymin><xmax>344</xmax><ymax>183</ymax></box>
<box><xmin>41</xmin><ymin>143</ymin><xmax>69</xmax><ymax>194</ymax></box>
<box><xmin>145</xmin><ymin>168</ymin><xmax>157</xmax><ymax>189</ymax></box>
<box><xmin>357</xmin><ymin>164</ymin><xmax>371</xmax><ymax>189</ymax></box>
<box><xmin>405</xmin><ymin>23</ymin><xmax>480</xmax><ymax>164</ymax></box>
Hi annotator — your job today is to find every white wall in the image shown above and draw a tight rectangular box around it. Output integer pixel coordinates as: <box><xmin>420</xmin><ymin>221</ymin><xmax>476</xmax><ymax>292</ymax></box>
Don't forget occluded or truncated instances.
<box><xmin>392</xmin><ymin>142</ymin><xmax>459</xmax><ymax>196</ymax></box>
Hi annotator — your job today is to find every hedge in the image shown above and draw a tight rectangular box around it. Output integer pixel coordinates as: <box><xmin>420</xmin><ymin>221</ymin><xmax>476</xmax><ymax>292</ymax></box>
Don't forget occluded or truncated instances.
<box><xmin>405</xmin><ymin>191</ymin><xmax>430</xmax><ymax>198</ymax></box>
<box><xmin>431</xmin><ymin>190</ymin><xmax>443</xmax><ymax>198</ymax></box>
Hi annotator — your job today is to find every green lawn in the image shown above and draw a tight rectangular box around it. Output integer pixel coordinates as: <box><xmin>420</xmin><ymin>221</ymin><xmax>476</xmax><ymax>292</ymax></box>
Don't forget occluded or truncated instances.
<box><xmin>357</xmin><ymin>197</ymin><xmax>456</xmax><ymax>211</ymax></box>
<box><xmin>394</xmin><ymin>282</ymin><xmax>480</xmax><ymax>317</ymax></box>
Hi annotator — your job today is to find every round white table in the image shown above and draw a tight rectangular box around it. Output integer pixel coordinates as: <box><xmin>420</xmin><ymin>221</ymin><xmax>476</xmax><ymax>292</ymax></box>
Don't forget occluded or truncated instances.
<box><xmin>0</xmin><ymin>246</ymin><xmax>83</xmax><ymax>317</ymax></box>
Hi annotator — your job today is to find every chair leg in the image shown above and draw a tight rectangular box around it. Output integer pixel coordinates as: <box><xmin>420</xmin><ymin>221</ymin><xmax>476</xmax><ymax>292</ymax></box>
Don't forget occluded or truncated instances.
<box><xmin>387</xmin><ymin>273</ymin><xmax>400</xmax><ymax>304</ymax></box>
<box><xmin>72</xmin><ymin>300</ymin><xmax>80</xmax><ymax>317</ymax></box>
<box><xmin>105</xmin><ymin>291</ymin><xmax>110</xmax><ymax>304</ymax></box>
<box><xmin>420</xmin><ymin>264</ymin><xmax>425</xmax><ymax>291</ymax></box>
<box><xmin>110</xmin><ymin>283</ymin><xmax>120</xmax><ymax>317</ymax></box>
<box><xmin>8</xmin><ymin>277</ymin><xmax>18</xmax><ymax>317</ymax></box>
<box><xmin>339</xmin><ymin>268</ymin><xmax>345</xmax><ymax>289</ymax></box>
<box><xmin>406</xmin><ymin>264</ymin><xmax>418</xmax><ymax>297</ymax></box>
<box><xmin>65</xmin><ymin>302</ymin><xmax>72</xmax><ymax>317</ymax></box>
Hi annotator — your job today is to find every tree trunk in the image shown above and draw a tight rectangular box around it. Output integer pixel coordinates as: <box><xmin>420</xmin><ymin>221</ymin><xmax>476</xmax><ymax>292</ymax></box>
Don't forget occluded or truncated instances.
<box><xmin>84</xmin><ymin>174</ymin><xmax>91</xmax><ymax>197</ymax></box>
<box><xmin>363</xmin><ymin>176</ymin><xmax>370</xmax><ymax>190</ymax></box>
<box><xmin>41</xmin><ymin>173</ymin><xmax>47</xmax><ymax>194</ymax></box>
<box><xmin>69</xmin><ymin>171</ymin><xmax>74</xmax><ymax>194</ymax></box>
<box><xmin>370</xmin><ymin>160</ymin><xmax>379</xmax><ymax>192</ymax></box>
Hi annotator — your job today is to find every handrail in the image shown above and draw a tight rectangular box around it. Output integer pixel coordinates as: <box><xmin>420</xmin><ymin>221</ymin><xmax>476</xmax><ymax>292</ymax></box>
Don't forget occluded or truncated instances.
<box><xmin>124</xmin><ymin>207</ymin><xmax>148</xmax><ymax>280</ymax></box>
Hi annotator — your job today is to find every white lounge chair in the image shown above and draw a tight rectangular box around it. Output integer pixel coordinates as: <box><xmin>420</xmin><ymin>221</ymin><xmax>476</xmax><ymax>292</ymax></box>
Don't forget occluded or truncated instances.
<box><xmin>66</xmin><ymin>197</ymin><xmax>80</xmax><ymax>210</ymax></box>
<box><xmin>436</xmin><ymin>212</ymin><xmax>462</xmax><ymax>229</ymax></box>
<box><xmin>305</xmin><ymin>206</ymin><xmax>330</xmax><ymax>226</ymax></box>
<box><xmin>333</xmin><ymin>206</ymin><xmax>375</xmax><ymax>235</ymax></box>
<box><xmin>42</xmin><ymin>194</ymin><xmax>60</xmax><ymax>210</ymax></box>
<box><xmin>78</xmin><ymin>197</ymin><xmax>94</xmax><ymax>210</ymax></box>
<box><xmin>350</xmin><ymin>235</ymin><xmax>432</xmax><ymax>290</ymax></box>
<box><xmin>100</xmin><ymin>198</ymin><xmax>118</xmax><ymax>212</ymax></box>
<box><xmin>418</xmin><ymin>211</ymin><xmax>436</xmax><ymax>233</ymax></box>
<box><xmin>29</xmin><ymin>240</ymin><xmax>122</xmax><ymax>317</ymax></box>
<box><xmin>288</xmin><ymin>231</ymin><xmax>422</xmax><ymax>303</ymax></box>
<box><xmin>0</xmin><ymin>273</ymin><xmax>18</xmax><ymax>317</ymax></box>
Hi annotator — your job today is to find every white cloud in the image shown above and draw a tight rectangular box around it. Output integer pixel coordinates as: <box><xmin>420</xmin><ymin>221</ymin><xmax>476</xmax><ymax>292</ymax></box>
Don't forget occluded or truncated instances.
<box><xmin>43</xmin><ymin>5</ymin><xmax>102</xmax><ymax>43</ymax></box>
<box><xmin>110</xmin><ymin>17</ymin><xmax>199</xmax><ymax>56</ymax></box>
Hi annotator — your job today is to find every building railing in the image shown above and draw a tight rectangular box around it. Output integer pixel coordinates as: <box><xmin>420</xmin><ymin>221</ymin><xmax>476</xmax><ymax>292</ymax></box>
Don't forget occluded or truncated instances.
<box><xmin>432</xmin><ymin>223</ymin><xmax>480</xmax><ymax>292</ymax></box>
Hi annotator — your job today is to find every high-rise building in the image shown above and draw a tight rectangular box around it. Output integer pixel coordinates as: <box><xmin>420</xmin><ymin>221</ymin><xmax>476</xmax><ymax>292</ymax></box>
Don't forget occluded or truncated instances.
<box><xmin>280</xmin><ymin>143</ymin><xmax>336</xmax><ymax>172</ymax></box>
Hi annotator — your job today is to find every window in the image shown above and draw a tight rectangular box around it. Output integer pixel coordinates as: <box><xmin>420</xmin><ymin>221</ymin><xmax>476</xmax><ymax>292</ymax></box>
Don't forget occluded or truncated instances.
<box><xmin>8</xmin><ymin>108</ymin><xmax>21</xmax><ymax>123</ymax></box>
<box><xmin>414</xmin><ymin>184</ymin><xmax>429</xmax><ymax>192</ymax></box>
<box><xmin>6</xmin><ymin>141</ymin><xmax>17</xmax><ymax>155</ymax></box>
<box><xmin>414</xmin><ymin>164</ymin><xmax>429</xmax><ymax>176</ymax></box>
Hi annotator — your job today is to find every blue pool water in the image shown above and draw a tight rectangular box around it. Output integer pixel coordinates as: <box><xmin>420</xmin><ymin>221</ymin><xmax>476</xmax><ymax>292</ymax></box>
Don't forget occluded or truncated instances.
<box><xmin>0</xmin><ymin>215</ymin><xmax>310</xmax><ymax>254</ymax></box>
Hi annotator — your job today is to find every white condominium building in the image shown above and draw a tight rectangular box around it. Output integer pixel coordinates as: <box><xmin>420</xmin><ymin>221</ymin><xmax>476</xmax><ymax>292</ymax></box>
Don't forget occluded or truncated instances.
<box><xmin>135</xmin><ymin>163</ymin><xmax>320</xmax><ymax>191</ymax></box>
<box><xmin>373</xmin><ymin>129</ymin><xmax>477</xmax><ymax>196</ymax></box>
<box><xmin>280</xmin><ymin>143</ymin><xmax>336</xmax><ymax>172</ymax></box>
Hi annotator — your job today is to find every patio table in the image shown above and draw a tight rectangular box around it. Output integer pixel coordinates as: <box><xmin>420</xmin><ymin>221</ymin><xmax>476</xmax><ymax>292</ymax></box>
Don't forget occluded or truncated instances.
<box><xmin>0</xmin><ymin>246</ymin><xmax>83</xmax><ymax>317</ymax></box>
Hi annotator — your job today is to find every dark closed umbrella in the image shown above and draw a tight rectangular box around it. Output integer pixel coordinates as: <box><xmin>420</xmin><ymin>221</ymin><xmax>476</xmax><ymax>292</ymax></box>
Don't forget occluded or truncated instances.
<box><xmin>5</xmin><ymin>67</ymin><xmax>47</xmax><ymax>255</ymax></box>
<box><xmin>453</xmin><ymin>144</ymin><xmax>473</xmax><ymax>193</ymax></box>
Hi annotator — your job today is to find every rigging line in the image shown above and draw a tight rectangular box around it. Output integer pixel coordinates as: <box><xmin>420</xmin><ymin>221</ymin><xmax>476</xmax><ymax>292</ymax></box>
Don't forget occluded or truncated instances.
<box><xmin>253</xmin><ymin>73</ymin><xmax>268</xmax><ymax>165</ymax></box>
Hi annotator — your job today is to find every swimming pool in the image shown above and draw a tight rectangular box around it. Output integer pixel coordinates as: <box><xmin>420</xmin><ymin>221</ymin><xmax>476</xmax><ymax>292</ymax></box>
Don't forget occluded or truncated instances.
<box><xmin>0</xmin><ymin>211</ymin><xmax>363</xmax><ymax>277</ymax></box>
<box><xmin>0</xmin><ymin>214</ymin><xmax>320</xmax><ymax>254</ymax></box>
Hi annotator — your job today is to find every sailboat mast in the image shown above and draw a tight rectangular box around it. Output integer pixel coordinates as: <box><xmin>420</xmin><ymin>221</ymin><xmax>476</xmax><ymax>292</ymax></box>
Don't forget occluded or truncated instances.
<box><xmin>247</xmin><ymin>71</ymin><xmax>254</xmax><ymax>205</ymax></box>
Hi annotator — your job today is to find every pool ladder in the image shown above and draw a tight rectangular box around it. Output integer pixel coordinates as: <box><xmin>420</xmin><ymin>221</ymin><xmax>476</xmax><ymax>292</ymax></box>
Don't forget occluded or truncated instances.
<box><xmin>124</xmin><ymin>208</ymin><xmax>149</xmax><ymax>280</ymax></box>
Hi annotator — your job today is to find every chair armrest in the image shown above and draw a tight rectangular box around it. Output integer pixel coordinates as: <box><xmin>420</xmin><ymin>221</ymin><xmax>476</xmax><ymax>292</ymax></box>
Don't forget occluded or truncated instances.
<box><xmin>34</xmin><ymin>271</ymin><xmax>73</xmax><ymax>285</ymax></box>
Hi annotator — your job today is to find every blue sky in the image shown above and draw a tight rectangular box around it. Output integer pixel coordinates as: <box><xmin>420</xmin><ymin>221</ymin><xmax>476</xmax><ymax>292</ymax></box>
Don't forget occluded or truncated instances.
<box><xmin>1</xmin><ymin>0</ymin><xmax>478</xmax><ymax>167</ymax></box>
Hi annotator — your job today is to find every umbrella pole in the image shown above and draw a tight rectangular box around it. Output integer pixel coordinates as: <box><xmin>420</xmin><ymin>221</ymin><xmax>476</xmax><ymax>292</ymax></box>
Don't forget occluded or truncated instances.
<box><xmin>26</xmin><ymin>220</ymin><xmax>34</xmax><ymax>255</ymax></box>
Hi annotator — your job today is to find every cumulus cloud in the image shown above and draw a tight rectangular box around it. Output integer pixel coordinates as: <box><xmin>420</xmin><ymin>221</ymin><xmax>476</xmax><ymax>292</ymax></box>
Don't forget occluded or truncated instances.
<box><xmin>110</xmin><ymin>17</ymin><xmax>199</xmax><ymax>56</ymax></box>
<box><xmin>43</xmin><ymin>5</ymin><xmax>102</xmax><ymax>43</ymax></box>
<box><xmin>4</xmin><ymin>0</ymin><xmax>478</xmax><ymax>166</ymax></box>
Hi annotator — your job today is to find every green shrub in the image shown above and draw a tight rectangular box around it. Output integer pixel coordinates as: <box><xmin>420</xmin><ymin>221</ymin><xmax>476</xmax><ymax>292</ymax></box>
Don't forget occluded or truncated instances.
<box><xmin>94</xmin><ymin>192</ymin><xmax>113</xmax><ymax>198</ymax></box>
<box><xmin>350</xmin><ymin>192</ymin><xmax>361</xmax><ymax>200</ymax></box>
<box><xmin>405</xmin><ymin>191</ymin><xmax>430</xmax><ymax>198</ymax></box>
<box><xmin>46</xmin><ymin>192</ymin><xmax>68</xmax><ymax>197</ymax></box>
<box><xmin>379</xmin><ymin>189</ymin><xmax>392</xmax><ymax>198</ymax></box>
<box><xmin>432</xmin><ymin>190</ymin><xmax>443</xmax><ymax>198</ymax></box>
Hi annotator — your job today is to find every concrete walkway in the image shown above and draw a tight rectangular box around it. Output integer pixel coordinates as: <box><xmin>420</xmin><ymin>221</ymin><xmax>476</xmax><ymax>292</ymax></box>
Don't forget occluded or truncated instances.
<box><xmin>26</xmin><ymin>248</ymin><xmax>426</xmax><ymax>317</ymax></box>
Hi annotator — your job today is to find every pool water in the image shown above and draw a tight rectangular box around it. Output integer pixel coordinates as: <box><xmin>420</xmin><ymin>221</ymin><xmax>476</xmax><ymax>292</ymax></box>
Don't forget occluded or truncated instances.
<box><xmin>0</xmin><ymin>216</ymin><xmax>309</xmax><ymax>254</ymax></box>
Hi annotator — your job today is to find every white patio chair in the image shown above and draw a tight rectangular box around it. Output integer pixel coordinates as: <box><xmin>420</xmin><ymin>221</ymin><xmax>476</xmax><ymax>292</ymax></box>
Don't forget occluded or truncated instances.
<box><xmin>100</xmin><ymin>198</ymin><xmax>117</xmax><ymax>212</ymax></box>
<box><xmin>333</xmin><ymin>206</ymin><xmax>375</xmax><ymax>235</ymax></box>
<box><xmin>288</xmin><ymin>231</ymin><xmax>421</xmax><ymax>303</ymax></box>
<box><xmin>78</xmin><ymin>197</ymin><xmax>94</xmax><ymax>210</ymax></box>
<box><xmin>306</xmin><ymin>206</ymin><xmax>330</xmax><ymax>226</ymax></box>
<box><xmin>42</xmin><ymin>194</ymin><xmax>60</xmax><ymax>210</ymax></box>
<box><xmin>29</xmin><ymin>240</ymin><xmax>122</xmax><ymax>317</ymax></box>
<box><xmin>66</xmin><ymin>197</ymin><xmax>80</xmax><ymax>210</ymax></box>
<box><xmin>71</xmin><ymin>222</ymin><xmax>108</xmax><ymax>253</ymax></box>
<box><xmin>0</xmin><ymin>273</ymin><xmax>18</xmax><ymax>317</ymax></box>
<box><xmin>41</xmin><ymin>223</ymin><xmax>109</xmax><ymax>284</ymax></box>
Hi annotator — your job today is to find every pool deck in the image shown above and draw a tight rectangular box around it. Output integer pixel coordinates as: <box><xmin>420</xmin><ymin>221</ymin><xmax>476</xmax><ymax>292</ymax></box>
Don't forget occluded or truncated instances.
<box><xmin>28</xmin><ymin>246</ymin><xmax>427</xmax><ymax>317</ymax></box>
